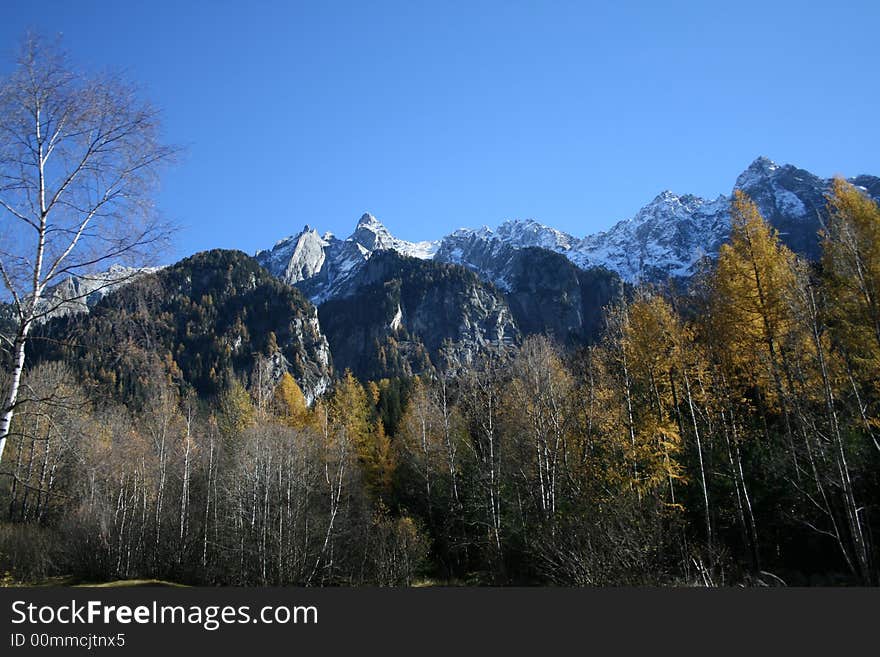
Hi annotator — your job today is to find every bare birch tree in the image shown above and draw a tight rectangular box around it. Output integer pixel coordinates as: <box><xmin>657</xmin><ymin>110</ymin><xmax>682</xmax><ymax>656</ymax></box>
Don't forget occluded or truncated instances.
<box><xmin>0</xmin><ymin>34</ymin><xmax>176</xmax><ymax>464</ymax></box>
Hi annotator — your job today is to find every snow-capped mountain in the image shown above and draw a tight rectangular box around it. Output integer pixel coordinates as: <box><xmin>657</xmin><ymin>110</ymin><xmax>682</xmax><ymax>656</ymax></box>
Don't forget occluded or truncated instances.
<box><xmin>40</xmin><ymin>156</ymin><xmax>878</xmax><ymax>322</ymax></box>
<box><xmin>572</xmin><ymin>191</ymin><xmax>730</xmax><ymax>282</ymax></box>
<box><xmin>433</xmin><ymin>227</ymin><xmax>522</xmax><ymax>291</ymax></box>
<box><xmin>733</xmin><ymin>156</ymin><xmax>855</xmax><ymax>260</ymax></box>
<box><xmin>23</xmin><ymin>156</ymin><xmax>878</xmax><ymax>388</ymax></box>
<box><xmin>255</xmin><ymin>213</ymin><xmax>439</xmax><ymax>304</ymax></box>
<box><xmin>258</xmin><ymin>157</ymin><xmax>879</xmax><ymax>300</ymax></box>
<box><xmin>349</xmin><ymin>213</ymin><xmax>439</xmax><ymax>259</ymax></box>
<box><xmin>438</xmin><ymin>159</ymin><xmax>879</xmax><ymax>285</ymax></box>
<box><xmin>33</xmin><ymin>264</ymin><xmax>161</xmax><ymax>321</ymax></box>
<box><xmin>432</xmin><ymin>192</ymin><xmax>729</xmax><ymax>285</ymax></box>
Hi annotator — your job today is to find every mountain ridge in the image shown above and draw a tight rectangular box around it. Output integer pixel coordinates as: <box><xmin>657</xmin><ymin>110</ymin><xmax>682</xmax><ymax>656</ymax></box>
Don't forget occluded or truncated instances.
<box><xmin>28</xmin><ymin>157</ymin><xmax>880</xmax><ymax>329</ymax></box>
<box><xmin>256</xmin><ymin>157</ymin><xmax>880</xmax><ymax>302</ymax></box>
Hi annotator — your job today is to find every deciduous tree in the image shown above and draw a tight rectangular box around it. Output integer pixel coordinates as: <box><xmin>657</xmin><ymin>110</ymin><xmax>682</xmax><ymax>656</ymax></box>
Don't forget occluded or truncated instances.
<box><xmin>0</xmin><ymin>34</ymin><xmax>176</xmax><ymax>463</ymax></box>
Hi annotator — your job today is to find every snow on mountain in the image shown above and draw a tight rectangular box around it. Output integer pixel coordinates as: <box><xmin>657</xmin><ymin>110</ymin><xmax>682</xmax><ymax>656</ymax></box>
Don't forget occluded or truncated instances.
<box><xmin>350</xmin><ymin>213</ymin><xmax>440</xmax><ymax>259</ymax></box>
<box><xmin>572</xmin><ymin>191</ymin><xmax>730</xmax><ymax>282</ymax></box>
<box><xmin>32</xmin><ymin>157</ymin><xmax>877</xmax><ymax>321</ymax></box>
<box><xmin>433</xmin><ymin>227</ymin><xmax>522</xmax><ymax>290</ymax></box>
<box><xmin>732</xmin><ymin>157</ymin><xmax>836</xmax><ymax>260</ymax></box>
<box><xmin>495</xmin><ymin>219</ymin><xmax>579</xmax><ymax>252</ymax></box>
<box><xmin>257</xmin><ymin>158</ymin><xmax>880</xmax><ymax>299</ymax></box>
<box><xmin>432</xmin><ymin>192</ymin><xmax>729</xmax><ymax>285</ymax></box>
<box><xmin>36</xmin><ymin>264</ymin><xmax>161</xmax><ymax>321</ymax></box>
<box><xmin>733</xmin><ymin>155</ymin><xmax>781</xmax><ymax>190</ymax></box>
<box><xmin>432</xmin><ymin>158</ymin><xmax>879</xmax><ymax>285</ymax></box>
<box><xmin>257</xmin><ymin>227</ymin><xmax>329</xmax><ymax>285</ymax></box>
<box><xmin>255</xmin><ymin>213</ymin><xmax>440</xmax><ymax>304</ymax></box>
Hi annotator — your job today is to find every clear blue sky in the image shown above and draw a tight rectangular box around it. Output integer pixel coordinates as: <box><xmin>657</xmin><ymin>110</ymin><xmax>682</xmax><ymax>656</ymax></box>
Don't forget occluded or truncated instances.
<box><xmin>2</xmin><ymin>1</ymin><xmax>878</xmax><ymax>262</ymax></box>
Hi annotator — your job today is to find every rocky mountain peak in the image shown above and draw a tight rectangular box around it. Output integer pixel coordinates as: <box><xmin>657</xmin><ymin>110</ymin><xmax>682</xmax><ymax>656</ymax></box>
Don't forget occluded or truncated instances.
<box><xmin>735</xmin><ymin>156</ymin><xmax>781</xmax><ymax>189</ymax></box>
<box><xmin>253</xmin><ymin>157</ymin><xmax>880</xmax><ymax>298</ymax></box>
<box><xmin>357</xmin><ymin>212</ymin><xmax>379</xmax><ymax>227</ymax></box>
<box><xmin>351</xmin><ymin>212</ymin><xmax>395</xmax><ymax>251</ymax></box>
<box><xmin>652</xmin><ymin>190</ymin><xmax>680</xmax><ymax>203</ymax></box>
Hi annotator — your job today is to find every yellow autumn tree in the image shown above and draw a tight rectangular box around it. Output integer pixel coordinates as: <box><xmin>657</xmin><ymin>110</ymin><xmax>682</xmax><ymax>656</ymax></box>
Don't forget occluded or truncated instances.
<box><xmin>620</xmin><ymin>293</ymin><xmax>686</xmax><ymax>503</ymax></box>
<box><xmin>597</xmin><ymin>295</ymin><xmax>685</xmax><ymax>504</ymax></box>
<box><xmin>627</xmin><ymin>292</ymin><xmax>686</xmax><ymax>494</ymax></box>
<box><xmin>271</xmin><ymin>372</ymin><xmax>310</xmax><ymax>428</ymax></box>
<box><xmin>330</xmin><ymin>371</ymin><xmax>395</xmax><ymax>499</ymax></box>
<box><xmin>711</xmin><ymin>190</ymin><xmax>800</xmax><ymax>407</ymax></box>
<box><xmin>370</xmin><ymin>420</ymin><xmax>396</xmax><ymax>497</ymax></box>
<box><xmin>822</xmin><ymin>177</ymin><xmax>880</xmax><ymax>379</ymax></box>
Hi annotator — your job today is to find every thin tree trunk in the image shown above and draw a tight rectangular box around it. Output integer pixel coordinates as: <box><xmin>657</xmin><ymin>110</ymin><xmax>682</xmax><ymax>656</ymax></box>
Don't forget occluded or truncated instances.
<box><xmin>684</xmin><ymin>370</ymin><xmax>712</xmax><ymax>547</ymax></box>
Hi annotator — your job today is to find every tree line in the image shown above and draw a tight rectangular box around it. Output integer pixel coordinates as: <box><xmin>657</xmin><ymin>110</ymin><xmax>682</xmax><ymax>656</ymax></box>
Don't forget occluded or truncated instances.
<box><xmin>1</xmin><ymin>181</ymin><xmax>879</xmax><ymax>586</ymax></box>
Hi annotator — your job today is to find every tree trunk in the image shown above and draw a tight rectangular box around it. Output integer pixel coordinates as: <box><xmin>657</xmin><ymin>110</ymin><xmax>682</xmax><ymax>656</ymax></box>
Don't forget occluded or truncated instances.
<box><xmin>0</xmin><ymin>327</ymin><xmax>31</xmax><ymax>464</ymax></box>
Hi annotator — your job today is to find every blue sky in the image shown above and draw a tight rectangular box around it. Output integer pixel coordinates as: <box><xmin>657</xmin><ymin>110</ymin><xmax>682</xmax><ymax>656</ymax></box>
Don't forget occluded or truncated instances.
<box><xmin>2</xmin><ymin>1</ymin><xmax>878</xmax><ymax>261</ymax></box>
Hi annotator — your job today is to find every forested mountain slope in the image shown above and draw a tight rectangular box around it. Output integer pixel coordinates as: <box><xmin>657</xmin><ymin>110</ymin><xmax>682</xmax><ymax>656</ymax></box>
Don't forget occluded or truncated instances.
<box><xmin>29</xmin><ymin>250</ymin><xmax>332</xmax><ymax>403</ymax></box>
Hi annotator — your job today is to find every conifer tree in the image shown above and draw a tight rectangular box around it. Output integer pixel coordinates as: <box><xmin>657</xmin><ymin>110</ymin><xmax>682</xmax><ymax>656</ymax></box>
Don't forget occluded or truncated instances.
<box><xmin>711</xmin><ymin>190</ymin><xmax>799</xmax><ymax>407</ymax></box>
<box><xmin>823</xmin><ymin>178</ymin><xmax>880</xmax><ymax>382</ymax></box>
<box><xmin>331</xmin><ymin>371</ymin><xmax>395</xmax><ymax>499</ymax></box>
<box><xmin>271</xmin><ymin>372</ymin><xmax>310</xmax><ymax>428</ymax></box>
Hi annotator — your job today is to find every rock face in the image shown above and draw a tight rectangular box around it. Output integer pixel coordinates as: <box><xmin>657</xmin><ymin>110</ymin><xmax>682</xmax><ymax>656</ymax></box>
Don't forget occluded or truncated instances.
<box><xmin>239</xmin><ymin>156</ymin><xmax>880</xmax><ymax>382</ymax></box>
<box><xmin>317</xmin><ymin>251</ymin><xmax>518</xmax><ymax>380</ymax></box>
<box><xmin>25</xmin><ymin>156</ymin><xmax>879</xmax><ymax>395</ymax></box>
<box><xmin>433</xmin><ymin>239</ymin><xmax>621</xmax><ymax>342</ymax></box>
<box><xmin>34</xmin><ymin>265</ymin><xmax>162</xmax><ymax>321</ymax></box>
<box><xmin>734</xmin><ymin>157</ymin><xmax>844</xmax><ymax>261</ymax></box>
<box><xmin>262</xmin><ymin>227</ymin><xmax>329</xmax><ymax>286</ymax></box>
<box><xmin>258</xmin><ymin>158</ymin><xmax>879</xmax><ymax>296</ymax></box>
<box><xmin>434</xmin><ymin>227</ymin><xmax>523</xmax><ymax>291</ymax></box>
<box><xmin>572</xmin><ymin>192</ymin><xmax>731</xmax><ymax>282</ymax></box>
<box><xmin>502</xmin><ymin>248</ymin><xmax>621</xmax><ymax>345</ymax></box>
<box><xmin>433</xmin><ymin>160</ymin><xmax>880</xmax><ymax>284</ymax></box>
<box><xmin>255</xmin><ymin>213</ymin><xmax>438</xmax><ymax>304</ymax></box>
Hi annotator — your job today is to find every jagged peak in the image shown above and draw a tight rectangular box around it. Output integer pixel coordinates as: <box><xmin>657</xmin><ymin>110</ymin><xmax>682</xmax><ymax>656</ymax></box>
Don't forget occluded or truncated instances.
<box><xmin>494</xmin><ymin>218</ymin><xmax>577</xmax><ymax>251</ymax></box>
<box><xmin>735</xmin><ymin>156</ymin><xmax>782</xmax><ymax>189</ymax></box>
<box><xmin>650</xmin><ymin>190</ymin><xmax>680</xmax><ymax>204</ymax></box>
<box><xmin>357</xmin><ymin>212</ymin><xmax>381</xmax><ymax>228</ymax></box>
<box><xmin>350</xmin><ymin>212</ymin><xmax>395</xmax><ymax>251</ymax></box>
<box><xmin>750</xmin><ymin>155</ymin><xmax>780</xmax><ymax>170</ymax></box>
<box><xmin>245</xmin><ymin>156</ymin><xmax>880</xmax><ymax>303</ymax></box>
<box><xmin>498</xmin><ymin>217</ymin><xmax>541</xmax><ymax>228</ymax></box>
<box><xmin>352</xmin><ymin>212</ymin><xmax>395</xmax><ymax>239</ymax></box>
<box><xmin>448</xmin><ymin>225</ymin><xmax>493</xmax><ymax>239</ymax></box>
<box><xmin>269</xmin><ymin>234</ymin><xmax>297</xmax><ymax>250</ymax></box>
<box><xmin>266</xmin><ymin>224</ymin><xmax>321</xmax><ymax>252</ymax></box>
